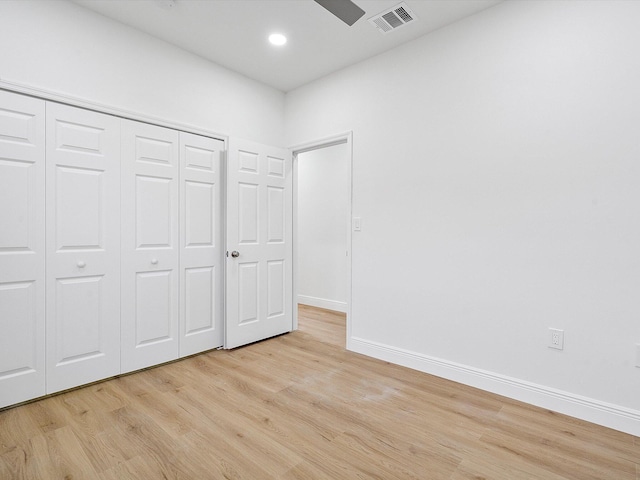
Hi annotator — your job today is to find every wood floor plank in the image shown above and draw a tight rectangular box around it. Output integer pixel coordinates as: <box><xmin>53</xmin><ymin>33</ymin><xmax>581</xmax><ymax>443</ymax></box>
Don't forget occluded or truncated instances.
<box><xmin>496</xmin><ymin>402</ymin><xmax>640</xmax><ymax>467</ymax></box>
<box><xmin>449</xmin><ymin>455</ymin><xmax>570</xmax><ymax>480</ymax></box>
<box><xmin>1</xmin><ymin>305</ymin><xmax>637</xmax><ymax>479</ymax></box>
<box><xmin>0</xmin><ymin>407</ymin><xmax>41</xmax><ymax>456</ymax></box>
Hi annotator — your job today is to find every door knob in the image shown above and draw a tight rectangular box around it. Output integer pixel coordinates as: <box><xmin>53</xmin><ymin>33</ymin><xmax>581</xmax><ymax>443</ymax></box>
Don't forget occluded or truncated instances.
<box><xmin>231</xmin><ymin>251</ymin><xmax>240</xmax><ymax>258</ymax></box>
<box><xmin>151</xmin><ymin>258</ymin><xmax>158</xmax><ymax>265</ymax></box>
<box><xmin>77</xmin><ymin>261</ymin><xmax>86</xmax><ymax>268</ymax></box>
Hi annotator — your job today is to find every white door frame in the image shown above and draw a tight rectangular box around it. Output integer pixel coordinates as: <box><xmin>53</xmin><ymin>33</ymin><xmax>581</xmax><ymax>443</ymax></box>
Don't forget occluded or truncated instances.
<box><xmin>290</xmin><ymin>132</ymin><xmax>353</xmax><ymax>346</ymax></box>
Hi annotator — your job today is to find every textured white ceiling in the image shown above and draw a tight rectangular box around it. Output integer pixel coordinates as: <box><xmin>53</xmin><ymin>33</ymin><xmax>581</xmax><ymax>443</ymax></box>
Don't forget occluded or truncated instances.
<box><xmin>72</xmin><ymin>0</ymin><xmax>503</xmax><ymax>92</ymax></box>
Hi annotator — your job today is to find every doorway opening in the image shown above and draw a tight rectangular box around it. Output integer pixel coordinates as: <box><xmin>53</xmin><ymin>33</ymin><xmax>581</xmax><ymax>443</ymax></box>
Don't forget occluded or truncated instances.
<box><xmin>292</xmin><ymin>133</ymin><xmax>352</xmax><ymax>348</ymax></box>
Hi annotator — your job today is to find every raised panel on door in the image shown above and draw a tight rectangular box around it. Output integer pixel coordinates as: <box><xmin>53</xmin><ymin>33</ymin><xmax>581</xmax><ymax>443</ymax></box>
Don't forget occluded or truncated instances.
<box><xmin>226</xmin><ymin>139</ymin><xmax>292</xmax><ymax>349</ymax></box>
<box><xmin>55</xmin><ymin>166</ymin><xmax>104</xmax><ymax>249</ymax></box>
<box><xmin>179</xmin><ymin>132</ymin><xmax>224</xmax><ymax>356</ymax></box>
<box><xmin>238</xmin><ymin>262</ymin><xmax>259</xmax><ymax>324</ymax></box>
<box><xmin>0</xmin><ymin>91</ymin><xmax>45</xmax><ymax>408</ymax></box>
<box><xmin>135</xmin><ymin>270</ymin><xmax>173</xmax><ymax>344</ymax></box>
<box><xmin>46</xmin><ymin>102</ymin><xmax>120</xmax><ymax>394</ymax></box>
<box><xmin>121</xmin><ymin>120</ymin><xmax>178</xmax><ymax>373</ymax></box>
<box><xmin>55</xmin><ymin>276</ymin><xmax>105</xmax><ymax>362</ymax></box>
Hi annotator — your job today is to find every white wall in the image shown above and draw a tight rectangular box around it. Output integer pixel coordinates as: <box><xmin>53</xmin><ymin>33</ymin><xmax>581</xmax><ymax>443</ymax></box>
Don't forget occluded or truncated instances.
<box><xmin>285</xmin><ymin>0</ymin><xmax>640</xmax><ymax>435</ymax></box>
<box><xmin>297</xmin><ymin>144</ymin><xmax>349</xmax><ymax>312</ymax></box>
<box><xmin>0</xmin><ymin>0</ymin><xmax>284</xmax><ymax>145</ymax></box>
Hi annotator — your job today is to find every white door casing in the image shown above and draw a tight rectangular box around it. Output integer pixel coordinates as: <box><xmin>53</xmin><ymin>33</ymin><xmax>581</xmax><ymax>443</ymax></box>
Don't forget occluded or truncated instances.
<box><xmin>121</xmin><ymin>120</ymin><xmax>179</xmax><ymax>373</ymax></box>
<box><xmin>45</xmin><ymin>102</ymin><xmax>121</xmax><ymax>394</ymax></box>
<box><xmin>226</xmin><ymin>138</ymin><xmax>293</xmax><ymax>349</ymax></box>
<box><xmin>179</xmin><ymin>132</ymin><xmax>225</xmax><ymax>356</ymax></box>
<box><xmin>0</xmin><ymin>91</ymin><xmax>46</xmax><ymax>407</ymax></box>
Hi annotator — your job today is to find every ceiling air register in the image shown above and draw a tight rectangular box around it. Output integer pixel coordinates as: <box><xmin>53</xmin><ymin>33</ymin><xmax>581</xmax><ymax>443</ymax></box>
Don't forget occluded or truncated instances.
<box><xmin>369</xmin><ymin>2</ymin><xmax>417</xmax><ymax>34</ymax></box>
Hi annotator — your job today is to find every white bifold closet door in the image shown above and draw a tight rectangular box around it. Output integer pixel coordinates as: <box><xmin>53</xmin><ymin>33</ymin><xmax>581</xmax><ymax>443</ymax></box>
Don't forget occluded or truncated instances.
<box><xmin>179</xmin><ymin>132</ymin><xmax>224</xmax><ymax>356</ymax></box>
<box><xmin>121</xmin><ymin>120</ymin><xmax>179</xmax><ymax>373</ymax></box>
<box><xmin>0</xmin><ymin>91</ymin><xmax>46</xmax><ymax>408</ymax></box>
<box><xmin>46</xmin><ymin>102</ymin><xmax>121</xmax><ymax>394</ymax></box>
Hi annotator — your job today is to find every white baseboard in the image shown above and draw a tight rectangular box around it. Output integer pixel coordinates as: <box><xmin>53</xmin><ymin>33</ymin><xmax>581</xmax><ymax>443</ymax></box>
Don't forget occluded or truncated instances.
<box><xmin>298</xmin><ymin>295</ymin><xmax>347</xmax><ymax>313</ymax></box>
<box><xmin>349</xmin><ymin>336</ymin><xmax>640</xmax><ymax>437</ymax></box>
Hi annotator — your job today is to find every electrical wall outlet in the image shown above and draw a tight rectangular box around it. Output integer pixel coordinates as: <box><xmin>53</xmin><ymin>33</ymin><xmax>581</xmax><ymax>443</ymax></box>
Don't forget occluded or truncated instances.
<box><xmin>549</xmin><ymin>328</ymin><xmax>564</xmax><ymax>350</ymax></box>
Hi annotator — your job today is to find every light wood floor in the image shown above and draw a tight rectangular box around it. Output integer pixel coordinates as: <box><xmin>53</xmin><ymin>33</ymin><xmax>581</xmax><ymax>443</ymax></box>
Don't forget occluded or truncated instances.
<box><xmin>1</xmin><ymin>305</ymin><xmax>638</xmax><ymax>479</ymax></box>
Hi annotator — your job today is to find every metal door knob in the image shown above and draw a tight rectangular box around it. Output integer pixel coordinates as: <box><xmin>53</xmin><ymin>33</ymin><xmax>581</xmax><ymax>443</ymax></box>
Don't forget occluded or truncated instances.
<box><xmin>77</xmin><ymin>261</ymin><xmax>86</xmax><ymax>268</ymax></box>
<box><xmin>231</xmin><ymin>251</ymin><xmax>240</xmax><ymax>258</ymax></box>
<box><xmin>151</xmin><ymin>258</ymin><xmax>158</xmax><ymax>265</ymax></box>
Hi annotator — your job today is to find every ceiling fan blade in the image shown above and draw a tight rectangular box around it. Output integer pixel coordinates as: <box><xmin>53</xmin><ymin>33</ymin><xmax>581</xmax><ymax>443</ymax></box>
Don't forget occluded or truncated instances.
<box><xmin>313</xmin><ymin>0</ymin><xmax>366</xmax><ymax>26</ymax></box>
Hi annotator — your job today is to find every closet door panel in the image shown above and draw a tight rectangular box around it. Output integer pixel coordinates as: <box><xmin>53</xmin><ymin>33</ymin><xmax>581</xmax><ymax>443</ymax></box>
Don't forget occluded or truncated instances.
<box><xmin>179</xmin><ymin>132</ymin><xmax>224</xmax><ymax>356</ymax></box>
<box><xmin>55</xmin><ymin>165</ymin><xmax>104</xmax><ymax>249</ymax></box>
<box><xmin>184</xmin><ymin>266</ymin><xmax>214</xmax><ymax>334</ymax></box>
<box><xmin>46</xmin><ymin>102</ymin><xmax>121</xmax><ymax>394</ymax></box>
<box><xmin>121</xmin><ymin>120</ymin><xmax>179</xmax><ymax>373</ymax></box>
<box><xmin>54</xmin><ymin>275</ymin><xmax>104</xmax><ymax>360</ymax></box>
<box><xmin>0</xmin><ymin>91</ymin><xmax>45</xmax><ymax>407</ymax></box>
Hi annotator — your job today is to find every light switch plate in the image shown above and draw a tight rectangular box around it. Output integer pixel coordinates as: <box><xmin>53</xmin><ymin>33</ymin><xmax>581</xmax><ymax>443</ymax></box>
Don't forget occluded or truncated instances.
<box><xmin>636</xmin><ymin>343</ymin><xmax>640</xmax><ymax>368</ymax></box>
<box><xmin>353</xmin><ymin>217</ymin><xmax>362</xmax><ymax>231</ymax></box>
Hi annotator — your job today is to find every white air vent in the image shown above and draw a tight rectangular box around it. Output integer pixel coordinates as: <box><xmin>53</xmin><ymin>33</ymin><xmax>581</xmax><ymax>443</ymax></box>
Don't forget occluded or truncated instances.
<box><xmin>368</xmin><ymin>2</ymin><xmax>417</xmax><ymax>34</ymax></box>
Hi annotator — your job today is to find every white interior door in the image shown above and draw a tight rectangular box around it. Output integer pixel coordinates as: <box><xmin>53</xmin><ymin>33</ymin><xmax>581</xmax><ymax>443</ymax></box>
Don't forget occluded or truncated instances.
<box><xmin>0</xmin><ymin>91</ymin><xmax>46</xmax><ymax>407</ymax></box>
<box><xmin>226</xmin><ymin>138</ymin><xmax>292</xmax><ymax>349</ymax></box>
<box><xmin>121</xmin><ymin>119</ymin><xmax>179</xmax><ymax>373</ymax></box>
<box><xmin>46</xmin><ymin>102</ymin><xmax>121</xmax><ymax>393</ymax></box>
<box><xmin>179</xmin><ymin>132</ymin><xmax>224</xmax><ymax>356</ymax></box>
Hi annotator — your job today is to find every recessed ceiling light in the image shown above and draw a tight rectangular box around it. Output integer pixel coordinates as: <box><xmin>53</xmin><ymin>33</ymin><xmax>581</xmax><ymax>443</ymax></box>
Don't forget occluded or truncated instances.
<box><xmin>269</xmin><ymin>33</ymin><xmax>287</xmax><ymax>46</ymax></box>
